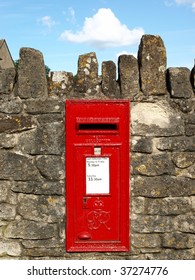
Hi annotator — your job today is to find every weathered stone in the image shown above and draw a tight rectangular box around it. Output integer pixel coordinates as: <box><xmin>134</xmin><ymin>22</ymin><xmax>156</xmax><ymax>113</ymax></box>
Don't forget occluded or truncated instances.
<box><xmin>37</xmin><ymin>114</ymin><xmax>63</xmax><ymax>124</ymax></box>
<box><xmin>0</xmin><ymin>115</ymin><xmax>36</xmax><ymax>133</ymax></box>
<box><xmin>131</xmin><ymin>101</ymin><xmax>184</xmax><ymax>136</ymax></box>
<box><xmin>0</xmin><ymin>203</ymin><xmax>16</xmax><ymax>220</ymax></box>
<box><xmin>132</xmin><ymin>214</ymin><xmax>172</xmax><ymax>233</ymax></box>
<box><xmin>131</xmin><ymin>137</ymin><xmax>153</xmax><ymax>153</ymax></box>
<box><xmin>186</xmin><ymin>124</ymin><xmax>195</xmax><ymax>136</ymax></box>
<box><xmin>156</xmin><ymin>136</ymin><xmax>195</xmax><ymax>151</ymax></box>
<box><xmin>0</xmin><ymin>68</ymin><xmax>16</xmax><ymax>95</ymax></box>
<box><xmin>147</xmin><ymin>249</ymin><xmax>194</xmax><ymax>260</ymax></box>
<box><xmin>174</xmin><ymin>214</ymin><xmax>195</xmax><ymax>233</ymax></box>
<box><xmin>138</xmin><ymin>35</ymin><xmax>167</xmax><ymax>95</ymax></box>
<box><xmin>23</xmin><ymin>247</ymin><xmax>65</xmax><ymax>257</ymax></box>
<box><xmin>132</xmin><ymin>234</ymin><xmax>161</xmax><ymax>248</ymax></box>
<box><xmin>17</xmin><ymin>48</ymin><xmax>47</xmax><ymax>99</ymax></box>
<box><xmin>5</xmin><ymin>220</ymin><xmax>56</xmax><ymax>239</ymax></box>
<box><xmin>0</xmin><ymin>181</ymin><xmax>17</xmax><ymax>204</ymax></box>
<box><xmin>131</xmin><ymin>153</ymin><xmax>175</xmax><ymax>176</ymax></box>
<box><xmin>24</xmin><ymin>99</ymin><xmax>64</xmax><ymax>114</ymax></box>
<box><xmin>101</xmin><ymin>61</ymin><xmax>117</xmax><ymax>96</ymax></box>
<box><xmin>0</xmin><ymin>181</ymin><xmax>10</xmax><ymax>202</ymax></box>
<box><xmin>118</xmin><ymin>55</ymin><xmax>140</xmax><ymax>98</ymax></box>
<box><xmin>36</xmin><ymin>155</ymin><xmax>64</xmax><ymax>181</ymax></box>
<box><xmin>0</xmin><ymin>133</ymin><xmax>18</xmax><ymax>149</ymax></box>
<box><xmin>167</xmin><ymin>67</ymin><xmax>193</xmax><ymax>99</ymax></box>
<box><xmin>17</xmin><ymin>123</ymin><xmax>64</xmax><ymax>155</ymax></box>
<box><xmin>171</xmin><ymin>152</ymin><xmax>195</xmax><ymax>168</ymax></box>
<box><xmin>22</xmin><ymin>239</ymin><xmax>64</xmax><ymax>249</ymax></box>
<box><xmin>0</xmin><ymin>97</ymin><xmax>23</xmax><ymax>113</ymax></box>
<box><xmin>132</xmin><ymin>175</ymin><xmax>195</xmax><ymax>197</ymax></box>
<box><xmin>185</xmin><ymin>115</ymin><xmax>195</xmax><ymax>137</ymax></box>
<box><xmin>191</xmin><ymin>196</ymin><xmax>195</xmax><ymax>211</ymax></box>
<box><xmin>11</xmin><ymin>181</ymin><xmax>64</xmax><ymax>195</ymax></box>
<box><xmin>0</xmin><ymin>241</ymin><xmax>22</xmax><ymax>257</ymax></box>
<box><xmin>75</xmin><ymin>52</ymin><xmax>99</xmax><ymax>95</ymax></box>
<box><xmin>169</xmin><ymin>98</ymin><xmax>193</xmax><ymax>113</ymax></box>
<box><xmin>145</xmin><ymin>197</ymin><xmax>191</xmax><ymax>215</ymax></box>
<box><xmin>49</xmin><ymin>71</ymin><xmax>74</xmax><ymax>96</ymax></box>
<box><xmin>176</xmin><ymin>164</ymin><xmax>195</xmax><ymax>179</ymax></box>
<box><xmin>162</xmin><ymin>233</ymin><xmax>194</xmax><ymax>249</ymax></box>
<box><xmin>132</xmin><ymin>197</ymin><xmax>145</xmax><ymax>214</ymax></box>
<box><xmin>0</xmin><ymin>151</ymin><xmax>41</xmax><ymax>181</ymax></box>
<box><xmin>18</xmin><ymin>194</ymin><xmax>64</xmax><ymax>223</ymax></box>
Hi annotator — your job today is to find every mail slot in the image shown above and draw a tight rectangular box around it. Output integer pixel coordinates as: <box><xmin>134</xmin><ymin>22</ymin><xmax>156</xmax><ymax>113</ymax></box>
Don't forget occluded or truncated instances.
<box><xmin>65</xmin><ymin>100</ymin><xmax>130</xmax><ymax>252</ymax></box>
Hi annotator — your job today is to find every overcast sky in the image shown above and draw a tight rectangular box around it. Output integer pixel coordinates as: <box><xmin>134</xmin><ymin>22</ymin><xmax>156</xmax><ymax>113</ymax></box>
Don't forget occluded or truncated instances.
<box><xmin>1</xmin><ymin>0</ymin><xmax>195</xmax><ymax>73</ymax></box>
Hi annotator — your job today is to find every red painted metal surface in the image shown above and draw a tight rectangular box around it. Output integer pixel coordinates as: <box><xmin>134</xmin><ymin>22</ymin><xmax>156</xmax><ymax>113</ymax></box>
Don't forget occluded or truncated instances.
<box><xmin>65</xmin><ymin>100</ymin><xmax>130</xmax><ymax>252</ymax></box>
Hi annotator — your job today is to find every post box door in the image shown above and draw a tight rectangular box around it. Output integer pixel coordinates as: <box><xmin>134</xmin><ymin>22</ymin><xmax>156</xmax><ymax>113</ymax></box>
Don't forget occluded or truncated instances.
<box><xmin>75</xmin><ymin>145</ymin><xmax>120</xmax><ymax>242</ymax></box>
<box><xmin>66</xmin><ymin>100</ymin><xmax>130</xmax><ymax>252</ymax></box>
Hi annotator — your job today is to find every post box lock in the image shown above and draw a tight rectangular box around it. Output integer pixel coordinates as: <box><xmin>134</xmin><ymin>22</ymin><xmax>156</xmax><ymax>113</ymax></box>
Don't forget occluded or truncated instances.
<box><xmin>66</xmin><ymin>100</ymin><xmax>130</xmax><ymax>252</ymax></box>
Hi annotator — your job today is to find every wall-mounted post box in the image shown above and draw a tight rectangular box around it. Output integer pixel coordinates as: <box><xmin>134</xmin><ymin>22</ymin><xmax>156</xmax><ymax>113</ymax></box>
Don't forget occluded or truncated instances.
<box><xmin>65</xmin><ymin>100</ymin><xmax>130</xmax><ymax>252</ymax></box>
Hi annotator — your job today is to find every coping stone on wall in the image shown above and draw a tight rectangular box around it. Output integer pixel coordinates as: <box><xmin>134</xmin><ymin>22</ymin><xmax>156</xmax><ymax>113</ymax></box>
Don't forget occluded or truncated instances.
<box><xmin>17</xmin><ymin>48</ymin><xmax>48</xmax><ymax>99</ymax></box>
<box><xmin>118</xmin><ymin>54</ymin><xmax>140</xmax><ymax>99</ymax></box>
<box><xmin>138</xmin><ymin>35</ymin><xmax>167</xmax><ymax>95</ymax></box>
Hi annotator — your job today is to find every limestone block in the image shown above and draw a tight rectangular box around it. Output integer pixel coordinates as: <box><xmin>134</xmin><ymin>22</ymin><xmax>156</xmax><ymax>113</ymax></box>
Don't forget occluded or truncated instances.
<box><xmin>169</xmin><ymin>98</ymin><xmax>193</xmax><ymax>113</ymax></box>
<box><xmin>171</xmin><ymin>152</ymin><xmax>195</xmax><ymax>168</ymax></box>
<box><xmin>5</xmin><ymin>220</ymin><xmax>56</xmax><ymax>239</ymax></box>
<box><xmin>185</xmin><ymin>114</ymin><xmax>195</xmax><ymax>135</ymax></box>
<box><xmin>0</xmin><ymin>134</ymin><xmax>18</xmax><ymax>149</ymax></box>
<box><xmin>101</xmin><ymin>60</ymin><xmax>117</xmax><ymax>96</ymax></box>
<box><xmin>35</xmin><ymin>155</ymin><xmax>64</xmax><ymax>181</ymax></box>
<box><xmin>118</xmin><ymin>55</ymin><xmax>140</xmax><ymax>98</ymax></box>
<box><xmin>138</xmin><ymin>35</ymin><xmax>167</xmax><ymax>95</ymax></box>
<box><xmin>0</xmin><ymin>181</ymin><xmax>17</xmax><ymax>204</ymax></box>
<box><xmin>23</xmin><ymin>99</ymin><xmax>64</xmax><ymax>114</ymax></box>
<box><xmin>145</xmin><ymin>197</ymin><xmax>191</xmax><ymax>215</ymax></box>
<box><xmin>0</xmin><ymin>68</ymin><xmax>16</xmax><ymax>95</ymax></box>
<box><xmin>147</xmin><ymin>249</ymin><xmax>194</xmax><ymax>260</ymax></box>
<box><xmin>132</xmin><ymin>234</ymin><xmax>161</xmax><ymax>248</ymax></box>
<box><xmin>17</xmin><ymin>48</ymin><xmax>47</xmax><ymax>99</ymax></box>
<box><xmin>0</xmin><ymin>203</ymin><xmax>16</xmax><ymax>220</ymax></box>
<box><xmin>0</xmin><ymin>97</ymin><xmax>23</xmax><ymax>114</ymax></box>
<box><xmin>131</xmin><ymin>137</ymin><xmax>153</xmax><ymax>153</ymax></box>
<box><xmin>75</xmin><ymin>52</ymin><xmax>99</xmax><ymax>95</ymax></box>
<box><xmin>23</xmin><ymin>247</ymin><xmax>65</xmax><ymax>257</ymax></box>
<box><xmin>132</xmin><ymin>197</ymin><xmax>145</xmax><ymax>214</ymax></box>
<box><xmin>132</xmin><ymin>215</ymin><xmax>172</xmax><ymax>233</ymax></box>
<box><xmin>0</xmin><ymin>241</ymin><xmax>22</xmax><ymax>257</ymax></box>
<box><xmin>175</xmin><ymin>214</ymin><xmax>195</xmax><ymax>233</ymax></box>
<box><xmin>156</xmin><ymin>136</ymin><xmax>195</xmax><ymax>152</ymax></box>
<box><xmin>49</xmin><ymin>71</ymin><xmax>74</xmax><ymax>96</ymax></box>
<box><xmin>162</xmin><ymin>233</ymin><xmax>194</xmax><ymax>249</ymax></box>
<box><xmin>11</xmin><ymin>181</ymin><xmax>64</xmax><ymax>195</ymax></box>
<box><xmin>0</xmin><ymin>151</ymin><xmax>41</xmax><ymax>181</ymax></box>
<box><xmin>132</xmin><ymin>175</ymin><xmax>195</xmax><ymax>197</ymax></box>
<box><xmin>17</xmin><ymin>123</ymin><xmax>64</xmax><ymax>155</ymax></box>
<box><xmin>18</xmin><ymin>194</ymin><xmax>65</xmax><ymax>223</ymax></box>
<box><xmin>186</xmin><ymin>124</ymin><xmax>195</xmax><ymax>136</ymax></box>
<box><xmin>167</xmin><ymin>67</ymin><xmax>193</xmax><ymax>99</ymax></box>
<box><xmin>131</xmin><ymin>153</ymin><xmax>175</xmax><ymax>176</ymax></box>
<box><xmin>0</xmin><ymin>115</ymin><xmax>36</xmax><ymax>133</ymax></box>
<box><xmin>131</xmin><ymin>101</ymin><xmax>184</xmax><ymax>136</ymax></box>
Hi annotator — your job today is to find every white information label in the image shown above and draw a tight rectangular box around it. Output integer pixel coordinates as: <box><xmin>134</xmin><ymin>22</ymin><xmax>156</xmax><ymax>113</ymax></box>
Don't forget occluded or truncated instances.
<box><xmin>86</xmin><ymin>157</ymin><xmax>109</xmax><ymax>194</ymax></box>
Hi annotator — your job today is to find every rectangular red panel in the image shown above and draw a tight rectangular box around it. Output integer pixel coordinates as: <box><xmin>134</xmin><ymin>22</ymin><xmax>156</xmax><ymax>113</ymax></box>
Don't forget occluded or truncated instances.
<box><xmin>65</xmin><ymin>100</ymin><xmax>130</xmax><ymax>252</ymax></box>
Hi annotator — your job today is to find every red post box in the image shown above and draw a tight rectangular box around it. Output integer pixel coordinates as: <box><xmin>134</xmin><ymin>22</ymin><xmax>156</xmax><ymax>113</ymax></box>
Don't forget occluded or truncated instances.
<box><xmin>65</xmin><ymin>100</ymin><xmax>130</xmax><ymax>252</ymax></box>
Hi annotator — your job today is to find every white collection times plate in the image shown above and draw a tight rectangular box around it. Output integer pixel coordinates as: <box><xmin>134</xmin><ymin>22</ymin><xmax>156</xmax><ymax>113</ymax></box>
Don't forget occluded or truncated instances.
<box><xmin>86</xmin><ymin>157</ymin><xmax>110</xmax><ymax>194</ymax></box>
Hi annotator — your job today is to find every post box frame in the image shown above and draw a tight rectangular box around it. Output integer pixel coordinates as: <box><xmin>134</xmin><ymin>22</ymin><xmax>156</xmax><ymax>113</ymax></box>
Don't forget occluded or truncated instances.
<box><xmin>65</xmin><ymin>100</ymin><xmax>130</xmax><ymax>252</ymax></box>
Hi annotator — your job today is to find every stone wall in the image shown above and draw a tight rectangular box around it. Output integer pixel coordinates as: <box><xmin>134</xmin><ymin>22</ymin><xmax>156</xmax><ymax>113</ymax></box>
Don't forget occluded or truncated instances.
<box><xmin>0</xmin><ymin>34</ymin><xmax>195</xmax><ymax>259</ymax></box>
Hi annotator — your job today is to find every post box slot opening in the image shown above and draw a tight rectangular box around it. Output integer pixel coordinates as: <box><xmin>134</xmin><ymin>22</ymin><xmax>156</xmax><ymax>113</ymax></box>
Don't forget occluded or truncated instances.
<box><xmin>78</xmin><ymin>123</ymin><xmax>118</xmax><ymax>131</ymax></box>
